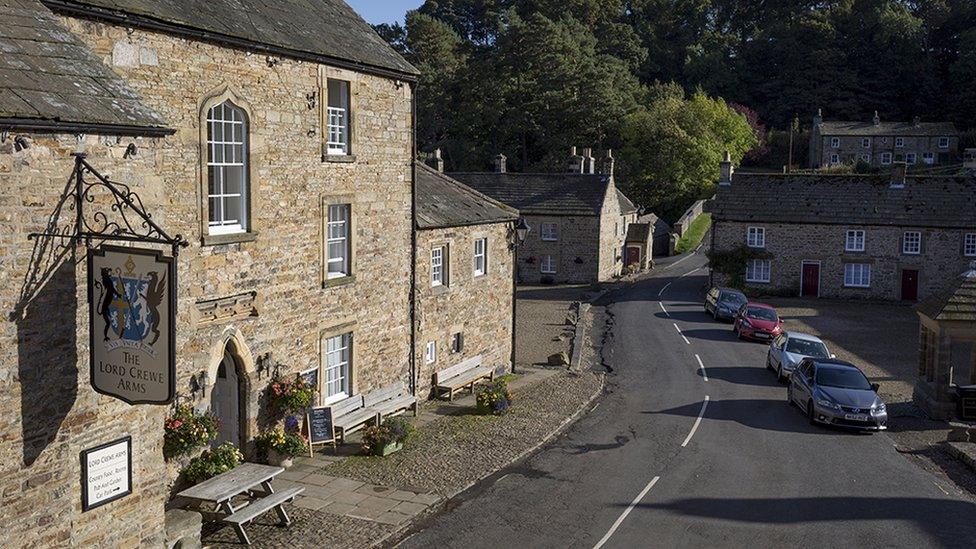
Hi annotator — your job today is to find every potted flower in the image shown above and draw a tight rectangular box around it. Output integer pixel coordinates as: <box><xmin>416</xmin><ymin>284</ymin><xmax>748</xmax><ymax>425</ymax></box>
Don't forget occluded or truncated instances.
<box><xmin>361</xmin><ymin>417</ymin><xmax>414</xmax><ymax>456</ymax></box>
<box><xmin>163</xmin><ymin>405</ymin><xmax>219</xmax><ymax>460</ymax></box>
<box><xmin>256</xmin><ymin>427</ymin><xmax>308</xmax><ymax>468</ymax></box>
<box><xmin>180</xmin><ymin>443</ymin><xmax>243</xmax><ymax>485</ymax></box>
<box><xmin>476</xmin><ymin>380</ymin><xmax>514</xmax><ymax>416</ymax></box>
<box><xmin>267</xmin><ymin>374</ymin><xmax>315</xmax><ymax>417</ymax></box>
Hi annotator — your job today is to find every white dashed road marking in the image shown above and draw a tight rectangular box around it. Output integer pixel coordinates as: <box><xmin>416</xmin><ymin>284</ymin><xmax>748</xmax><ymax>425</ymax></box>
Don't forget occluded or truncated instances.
<box><xmin>673</xmin><ymin>323</ymin><xmax>691</xmax><ymax>345</ymax></box>
<box><xmin>695</xmin><ymin>354</ymin><xmax>708</xmax><ymax>381</ymax></box>
<box><xmin>659</xmin><ymin>302</ymin><xmax>669</xmax><ymax>317</ymax></box>
<box><xmin>592</xmin><ymin>476</ymin><xmax>661</xmax><ymax>549</ymax></box>
<box><xmin>658</xmin><ymin>282</ymin><xmax>671</xmax><ymax>297</ymax></box>
<box><xmin>681</xmin><ymin>396</ymin><xmax>710</xmax><ymax>448</ymax></box>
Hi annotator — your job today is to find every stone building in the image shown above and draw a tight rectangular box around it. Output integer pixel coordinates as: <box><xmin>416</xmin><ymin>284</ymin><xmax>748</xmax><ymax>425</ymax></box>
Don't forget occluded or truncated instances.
<box><xmin>414</xmin><ymin>164</ymin><xmax>518</xmax><ymax>397</ymax></box>
<box><xmin>450</xmin><ymin>148</ymin><xmax>637</xmax><ymax>284</ymax></box>
<box><xmin>707</xmin><ymin>159</ymin><xmax>976</xmax><ymax>302</ymax></box>
<box><xmin>809</xmin><ymin>109</ymin><xmax>959</xmax><ymax>169</ymax></box>
<box><xmin>1</xmin><ymin>0</ymin><xmax>417</xmax><ymax>546</ymax></box>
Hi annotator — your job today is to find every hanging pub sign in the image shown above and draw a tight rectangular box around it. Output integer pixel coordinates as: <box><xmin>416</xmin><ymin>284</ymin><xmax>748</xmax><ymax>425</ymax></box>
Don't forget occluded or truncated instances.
<box><xmin>89</xmin><ymin>245</ymin><xmax>176</xmax><ymax>405</ymax></box>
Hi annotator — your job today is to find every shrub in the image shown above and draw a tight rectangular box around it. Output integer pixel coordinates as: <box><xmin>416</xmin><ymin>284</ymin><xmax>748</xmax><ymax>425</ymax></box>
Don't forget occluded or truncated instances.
<box><xmin>180</xmin><ymin>443</ymin><xmax>243</xmax><ymax>485</ymax></box>
<box><xmin>267</xmin><ymin>374</ymin><xmax>314</xmax><ymax>416</ymax></box>
<box><xmin>361</xmin><ymin>417</ymin><xmax>414</xmax><ymax>456</ymax></box>
<box><xmin>163</xmin><ymin>405</ymin><xmax>218</xmax><ymax>460</ymax></box>
<box><xmin>476</xmin><ymin>380</ymin><xmax>514</xmax><ymax>416</ymax></box>
<box><xmin>255</xmin><ymin>427</ymin><xmax>308</xmax><ymax>459</ymax></box>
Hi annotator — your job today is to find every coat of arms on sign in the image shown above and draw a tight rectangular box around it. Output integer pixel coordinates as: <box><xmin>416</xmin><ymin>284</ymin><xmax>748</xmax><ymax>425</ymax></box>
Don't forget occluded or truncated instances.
<box><xmin>94</xmin><ymin>255</ymin><xmax>167</xmax><ymax>356</ymax></box>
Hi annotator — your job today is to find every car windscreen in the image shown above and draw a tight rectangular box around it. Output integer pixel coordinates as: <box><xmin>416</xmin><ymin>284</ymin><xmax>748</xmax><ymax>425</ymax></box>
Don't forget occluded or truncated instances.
<box><xmin>746</xmin><ymin>307</ymin><xmax>777</xmax><ymax>321</ymax></box>
<box><xmin>816</xmin><ymin>367</ymin><xmax>872</xmax><ymax>390</ymax></box>
<box><xmin>720</xmin><ymin>292</ymin><xmax>747</xmax><ymax>306</ymax></box>
<box><xmin>786</xmin><ymin>338</ymin><xmax>829</xmax><ymax>358</ymax></box>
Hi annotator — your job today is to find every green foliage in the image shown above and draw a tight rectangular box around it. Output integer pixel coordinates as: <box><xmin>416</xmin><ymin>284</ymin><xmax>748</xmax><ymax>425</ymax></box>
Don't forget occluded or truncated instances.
<box><xmin>180</xmin><ymin>443</ymin><xmax>243</xmax><ymax>485</ymax></box>
<box><xmin>255</xmin><ymin>428</ymin><xmax>308</xmax><ymax>459</ymax></box>
<box><xmin>361</xmin><ymin>417</ymin><xmax>415</xmax><ymax>456</ymax></box>
<box><xmin>267</xmin><ymin>374</ymin><xmax>314</xmax><ymax>417</ymax></box>
<box><xmin>706</xmin><ymin>245</ymin><xmax>773</xmax><ymax>290</ymax></box>
<box><xmin>476</xmin><ymin>380</ymin><xmax>514</xmax><ymax>415</ymax></box>
<box><xmin>674</xmin><ymin>213</ymin><xmax>711</xmax><ymax>255</ymax></box>
<box><xmin>163</xmin><ymin>405</ymin><xmax>218</xmax><ymax>460</ymax></box>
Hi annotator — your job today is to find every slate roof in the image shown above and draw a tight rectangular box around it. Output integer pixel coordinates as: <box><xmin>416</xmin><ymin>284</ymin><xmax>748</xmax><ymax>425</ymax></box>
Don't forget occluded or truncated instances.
<box><xmin>617</xmin><ymin>189</ymin><xmax>638</xmax><ymax>215</ymax></box>
<box><xmin>916</xmin><ymin>264</ymin><xmax>976</xmax><ymax>322</ymax></box>
<box><xmin>0</xmin><ymin>0</ymin><xmax>169</xmax><ymax>135</ymax></box>
<box><xmin>448</xmin><ymin>172</ymin><xmax>611</xmax><ymax>216</ymax></box>
<box><xmin>48</xmin><ymin>0</ymin><xmax>419</xmax><ymax>78</ymax></box>
<box><xmin>637</xmin><ymin>213</ymin><xmax>671</xmax><ymax>237</ymax></box>
<box><xmin>818</xmin><ymin>120</ymin><xmax>958</xmax><ymax>137</ymax></box>
<box><xmin>707</xmin><ymin>173</ymin><xmax>976</xmax><ymax>229</ymax></box>
<box><xmin>416</xmin><ymin>164</ymin><xmax>518</xmax><ymax>230</ymax></box>
<box><xmin>625</xmin><ymin>223</ymin><xmax>650</xmax><ymax>243</ymax></box>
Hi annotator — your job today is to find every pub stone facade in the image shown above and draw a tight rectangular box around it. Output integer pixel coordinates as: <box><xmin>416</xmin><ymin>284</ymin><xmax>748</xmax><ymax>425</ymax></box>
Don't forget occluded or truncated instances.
<box><xmin>414</xmin><ymin>164</ymin><xmax>518</xmax><ymax>397</ymax></box>
<box><xmin>708</xmin><ymin>160</ymin><xmax>976</xmax><ymax>302</ymax></box>
<box><xmin>1</xmin><ymin>0</ymin><xmax>417</xmax><ymax>546</ymax></box>
<box><xmin>450</xmin><ymin>149</ymin><xmax>637</xmax><ymax>285</ymax></box>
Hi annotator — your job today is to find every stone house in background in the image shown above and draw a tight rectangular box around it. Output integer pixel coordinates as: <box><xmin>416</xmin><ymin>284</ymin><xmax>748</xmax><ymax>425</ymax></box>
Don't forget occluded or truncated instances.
<box><xmin>809</xmin><ymin>109</ymin><xmax>959</xmax><ymax>169</ymax></box>
<box><xmin>450</xmin><ymin>148</ymin><xmax>637</xmax><ymax>284</ymax></box>
<box><xmin>0</xmin><ymin>0</ymin><xmax>417</xmax><ymax>546</ymax></box>
<box><xmin>708</xmin><ymin>159</ymin><xmax>976</xmax><ymax>302</ymax></box>
<box><xmin>414</xmin><ymin>164</ymin><xmax>518</xmax><ymax>398</ymax></box>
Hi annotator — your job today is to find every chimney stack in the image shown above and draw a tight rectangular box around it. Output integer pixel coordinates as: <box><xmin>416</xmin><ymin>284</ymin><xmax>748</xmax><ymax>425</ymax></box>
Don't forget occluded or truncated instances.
<box><xmin>813</xmin><ymin>108</ymin><xmax>823</xmax><ymax>127</ymax></box>
<box><xmin>872</xmin><ymin>111</ymin><xmax>881</xmax><ymax>126</ymax></box>
<box><xmin>493</xmin><ymin>153</ymin><xmax>507</xmax><ymax>173</ymax></box>
<box><xmin>429</xmin><ymin>148</ymin><xmax>444</xmax><ymax>172</ymax></box>
<box><xmin>582</xmin><ymin>148</ymin><xmax>596</xmax><ymax>174</ymax></box>
<box><xmin>601</xmin><ymin>149</ymin><xmax>615</xmax><ymax>176</ymax></box>
<box><xmin>567</xmin><ymin>146</ymin><xmax>585</xmax><ymax>174</ymax></box>
<box><xmin>719</xmin><ymin>150</ymin><xmax>734</xmax><ymax>186</ymax></box>
<box><xmin>890</xmin><ymin>161</ymin><xmax>907</xmax><ymax>188</ymax></box>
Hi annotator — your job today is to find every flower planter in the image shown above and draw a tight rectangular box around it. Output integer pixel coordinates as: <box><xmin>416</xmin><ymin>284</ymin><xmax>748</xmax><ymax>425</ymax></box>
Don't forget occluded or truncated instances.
<box><xmin>267</xmin><ymin>449</ymin><xmax>294</xmax><ymax>468</ymax></box>
<box><xmin>377</xmin><ymin>441</ymin><xmax>402</xmax><ymax>457</ymax></box>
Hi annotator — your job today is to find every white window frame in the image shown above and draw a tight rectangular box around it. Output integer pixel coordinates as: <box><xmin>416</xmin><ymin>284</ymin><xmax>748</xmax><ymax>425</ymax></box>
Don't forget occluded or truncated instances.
<box><xmin>906</xmin><ymin>153</ymin><xmax>917</xmax><ymax>165</ymax></box>
<box><xmin>829</xmin><ymin>153</ymin><xmax>840</xmax><ymax>165</ymax></box>
<box><xmin>326</xmin><ymin>79</ymin><xmax>351</xmax><ymax>156</ymax></box>
<box><xmin>431</xmin><ymin>246</ymin><xmax>446</xmax><ymax>287</ymax></box>
<box><xmin>540</xmin><ymin>222</ymin><xmax>558</xmax><ymax>242</ymax></box>
<box><xmin>964</xmin><ymin>233</ymin><xmax>976</xmax><ymax>257</ymax></box>
<box><xmin>540</xmin><ymin>254</ymin><xmax>557</xmax><ymax>274</ymax></box>
<box><xmin>895</xmin><ymin>137</ymin><xmax>905</xmax><ymax>148</ymax></box>
<box><xmin>425</xmin><ymin>341</ymin><xmax>436</xmax><ymax>364</ymax></box>
<box><xmin>845</xmin><ymin>230</ymin><xmax>865</xmax><ymax>252</ymax></box>
<box><xmin>861</xmin><ymin>137</ymin><xmax>871</xmax><ymax>148</ymax></box>
<box><xmin>746</xmin><ymin>226</ymin><xmax>765</xmax><ymax>248</ymax></box>
<box><xmin>473</xmin><ymin>238</ymin><xmax>487</xmax><ymax>277</ymax></box>
<box><xmin>939</xmin><ymin>137</ymin><xmax>950</xmax><ymax>149</ymax></box>
<box><xmin>207</xmin><ymin>100</ymin><xmax>248</xmax><ymax>235</ymax></box>
<box><xmin>322</xmin><ymin>333</ymin><xmax>352</xmax><ymax>405</ymax></box>
<box><xmin>745</xmin><ymin>259</ymin><xmax>771</xmax><ymax>284</ymax></box>
<box><xmin>922</xmin><ymin>152</ymin><xmax>935</xmax><ymax>165</ymax></box>
<box><xmin>880</xmin><ymin>152</ymin><xmax>892</xmax><ymax>165</ymax></box>
<box><xmin>830</xmin><ymin>137</ymin><xmax>840</xmax><ymax>148</ymax></box>
<box><xmin>903</xmin><ymin>231</ymin><xmax>921</xmax><ymax>255</ymax></box>
<box><xmin>860</xmin><ymin>153</ymin><xmax>871</xmax><ymax>163</ymax></box>
<box><xmin>844</xmin><ymin>263</ymin><xmax>872</xmax><ymax>288</ymax></box>
<box><xmin>326</xmin><ymin>204</ymin><xmax>350</xmax><ymax>279</ymax></box>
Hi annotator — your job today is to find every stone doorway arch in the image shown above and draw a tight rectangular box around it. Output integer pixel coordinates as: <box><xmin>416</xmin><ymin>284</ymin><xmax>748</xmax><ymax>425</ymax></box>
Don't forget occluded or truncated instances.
<box><xmin>206</xmin><ymin>329</ymin><xmax>256</xmax><ymax>452</ymax></box>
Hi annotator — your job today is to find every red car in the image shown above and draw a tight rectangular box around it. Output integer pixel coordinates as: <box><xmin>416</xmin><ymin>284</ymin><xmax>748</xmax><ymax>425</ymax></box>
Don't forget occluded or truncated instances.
<box><xmin>732</xmin><ymin>303</ymin><xmax>783</xmax><ymax>342</ymax></box>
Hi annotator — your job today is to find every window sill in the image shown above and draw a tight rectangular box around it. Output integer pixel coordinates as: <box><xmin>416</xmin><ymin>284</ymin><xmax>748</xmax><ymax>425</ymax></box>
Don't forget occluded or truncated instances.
<box><xmin>203</xmin><ymin>231</ymin><xmax>258</xmax><ymax>247</ymax></box>
<box><xmin>431</xmin><ymin>285</ymin><xmax>451</xmax><ymax>296</ymax></box>
<box><xmin>324</xmin><ymin>154</ymin><xmax>357</xmax><ymax>164</ymax></box>
<box><xmin>745</xmin><ymin>280</ymin><xmax>770</xmax><ymax>285</ymax></box>
<box><xmin>323</xmin><ymin>275</ymin><xmax>356</xmax><ymax>289</ymax></box>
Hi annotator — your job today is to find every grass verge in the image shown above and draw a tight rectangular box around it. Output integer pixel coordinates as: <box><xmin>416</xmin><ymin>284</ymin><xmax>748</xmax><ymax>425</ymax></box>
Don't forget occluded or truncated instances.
<box><xmin>674</xmin><ymin>213</ymin><xmax>711</xmax><ymax>254</ymax></box>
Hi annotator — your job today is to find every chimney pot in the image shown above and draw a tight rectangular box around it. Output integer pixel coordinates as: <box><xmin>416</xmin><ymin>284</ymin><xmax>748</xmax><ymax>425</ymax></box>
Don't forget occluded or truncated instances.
<box><xmin>429</xmin><ymin>148</ymin><xmax>444</xmax><ymax>172</ymax></box>
<box><xmin>890</xmin><ymin>161</ymin><xmax>907</xmax><ymax>188</ymax></box>
<box><xmin>493</xmin><ymin>153</ymin><xmax>507</xmax><ymax>173</ymax></box>
<box><xmin>719</xmin><ymin>150</ymin><xmax>734</xmax><ymax>186</ymax></box>
<box><xmin>600</xmin><ymin>149</ymin><xmax>615</xmax><ymax>176</ymax></box>
<box><xmin>582</xmin><ymin>148</ymin><xmax>596</xmax><ymax>174</ymax></box>
<box><xmin>873</xmin><ymin>111</ymin><xmax>881</xmax><ymax>126</ymax></box>
<box><xmin>568</xmin><ymin>146</ymin><xmax>585</xmax><ymax>174</ymax></box>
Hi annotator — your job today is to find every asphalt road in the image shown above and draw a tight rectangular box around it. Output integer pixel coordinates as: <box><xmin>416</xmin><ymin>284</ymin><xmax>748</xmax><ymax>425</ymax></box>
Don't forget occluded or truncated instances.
<box><xmin>396</xmin><ymin>253</ymin><xmax>976</xmax><ymax>548</ymax></box>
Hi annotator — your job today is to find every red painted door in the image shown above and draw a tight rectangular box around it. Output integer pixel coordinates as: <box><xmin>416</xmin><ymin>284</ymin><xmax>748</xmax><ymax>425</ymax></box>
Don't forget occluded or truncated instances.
<box><xmin>902</xmin><ymin>269</ymin><xmax>919</xmax><ymax>301</ymax></box>
<box><xmin>626</xmin><ymin>247</ymin><xmax>641</xmax><ymax>266</ymax></box>
<box><xmin>801</xmin><ymin>263</ymin><xmax>820</xmax><ymax>297</ymax></box>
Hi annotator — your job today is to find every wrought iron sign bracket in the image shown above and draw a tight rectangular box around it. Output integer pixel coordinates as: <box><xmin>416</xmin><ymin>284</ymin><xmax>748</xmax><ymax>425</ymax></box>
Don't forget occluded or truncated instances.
<box><xmin>28</xmin><ymin>153</ymin><xmax>189</xmax><ymax>256</ymax></box>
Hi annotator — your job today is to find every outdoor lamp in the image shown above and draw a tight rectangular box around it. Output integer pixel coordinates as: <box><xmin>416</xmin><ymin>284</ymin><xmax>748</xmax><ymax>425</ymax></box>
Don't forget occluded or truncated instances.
<box><xmin>515</xmin><ymin>218</ymin><xmax>530</xmax><ymax>246</ymax></box>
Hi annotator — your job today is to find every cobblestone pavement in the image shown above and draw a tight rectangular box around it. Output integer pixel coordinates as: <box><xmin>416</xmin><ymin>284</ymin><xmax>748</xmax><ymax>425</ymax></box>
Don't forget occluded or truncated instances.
<box><xmin>201</xmin><ymin>507</ymin><xmax>395</xmax><ymax>548</ymax></box>
<box><xmin>515</xmin><ymin>285</ymin><xmax>598</xmax><ymax>368</ymax></box>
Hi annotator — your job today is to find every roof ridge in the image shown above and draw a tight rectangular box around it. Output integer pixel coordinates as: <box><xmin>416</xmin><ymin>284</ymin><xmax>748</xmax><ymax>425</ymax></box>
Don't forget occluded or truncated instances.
<box><xmin>417</xmin><ymin>163</ymin><xmax>519</xmax><ymax>216</ymax></box>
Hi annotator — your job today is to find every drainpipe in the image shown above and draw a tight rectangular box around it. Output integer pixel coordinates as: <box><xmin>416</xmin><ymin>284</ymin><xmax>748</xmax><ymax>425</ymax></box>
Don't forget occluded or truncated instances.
<box><xmin>709</xmin><ymin>219</ymin><xmax>717</xmax><ymax>288</ymax></box>
<box><xmin>409</xmin><ymin>82</ymin><xmax>418</xmax><ymax>396</ymax></box>
<box><xmin>510</xmin><ymin>221</ymin><xmax>518</xmax><ymax>374</ymax></box>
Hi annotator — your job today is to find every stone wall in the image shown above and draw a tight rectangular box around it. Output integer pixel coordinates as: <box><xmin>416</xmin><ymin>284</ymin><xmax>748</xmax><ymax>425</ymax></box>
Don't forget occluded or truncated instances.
<box><xmin>813</xmin><ymin>134</ymin><xmax>960</xmax><ymax>168</ymax></box>
<box><xmin>596</xmin><ymin>181</ymin><xmax>627</xmax><ymax>282</ymax></box>
<box><xmin>415</xmin><ymin>223</ymin><xmax>514</xmax><ymax>397</ymax></box>
<box><xmin>516</xmin><ymin>214</ymin><xmax>601</xmax><ymax>285</ymax></box>
<box><xmin>0</xmin><ymin>135</ymin><xmax>169</xmax><ymax>547</ymax></box>
<box><xmin>712</xmin><ymin>220</ymin><xmax>975</xmax><ymax>300</ymax></box>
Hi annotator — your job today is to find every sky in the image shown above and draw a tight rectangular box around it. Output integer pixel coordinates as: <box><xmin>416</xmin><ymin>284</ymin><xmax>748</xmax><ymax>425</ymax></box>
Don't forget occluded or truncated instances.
<box><xmin>346</xmin><ymin>0</ymin><xmax>423</xmax><ymax>24</ymax></box>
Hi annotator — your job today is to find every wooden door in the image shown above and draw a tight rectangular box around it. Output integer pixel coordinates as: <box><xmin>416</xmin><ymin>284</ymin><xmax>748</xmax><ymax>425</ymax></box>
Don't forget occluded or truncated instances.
<box><xmin>626</xmin><ymin>246</ymin><xmax>641</xmax><ymax>267</ymax></box>
<box><xmin>901</xmin><ymin>269</ymin><xmax>919</xmax><ymax>301</ymax></box>
<box><xmin>801</xmin><ymin>263</ymin><xmax>820</xmax><ymax>297</ymax></box>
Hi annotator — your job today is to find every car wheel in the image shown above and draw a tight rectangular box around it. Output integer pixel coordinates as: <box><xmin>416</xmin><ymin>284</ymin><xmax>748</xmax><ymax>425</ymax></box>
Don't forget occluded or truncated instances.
<box><xmin>787</xmin><ymin>385</ymin><xmax>795</xmax><ymax>407</ymax></box>
<box><xmin>807</xmin><ymin>402</ymin><xmax>817</xmax><ymax>425</ymax></box>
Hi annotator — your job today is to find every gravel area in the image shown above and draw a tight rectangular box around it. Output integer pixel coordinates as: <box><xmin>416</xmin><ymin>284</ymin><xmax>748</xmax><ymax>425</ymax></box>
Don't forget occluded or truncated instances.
<box><xmin>201</xmin><ymin>506</ymin><xmax>395</xmax><ymax>548</ymax></box>
<box><xmin>322</xmin><ymin>370</ymin><xmax>604</xmax><ymax>496</ymax></box>
<box><xmin>515</xmin><ymin>285</ymin><xmax>597</xmax><ymax>367</ymax></box>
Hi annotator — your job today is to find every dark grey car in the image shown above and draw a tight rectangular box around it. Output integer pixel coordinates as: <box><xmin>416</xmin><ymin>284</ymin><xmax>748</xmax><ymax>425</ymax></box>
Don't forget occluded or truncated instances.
<box><xmin>788</xmin><ymin>358</ymin><xmax>887</xmax><ymax>431</ymax></box>
<box><xmin>704</xmin><ymin>287</ymin><xmax>748</xmax><ymax>321</ymax></box>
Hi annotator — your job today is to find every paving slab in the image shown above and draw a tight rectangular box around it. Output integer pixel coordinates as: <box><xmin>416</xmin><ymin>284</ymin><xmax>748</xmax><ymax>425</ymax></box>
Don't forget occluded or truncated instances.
<box><xmin>277</xmin><ymin>470</ymin><xmax>311</xmax><ymax>482</ymax></box>
<box><xmin>347</xmin><ymin>506</ymin><xmax>390</xmax><ymax>521</ymax></box>
<box><xmin>301</xmin><ymin>483</ymin><xmax>343</xmax><ymax>500</ymax></box>
<box><xmin>374</xmin><ymin>511</ymin><xmax>412</xmax><ymax>525</ymax></box>
<box><xmin>392</xmin><ymin>501</ymin><xmax>428</xmax><ymax>515</ymax></box>
<box><xmin>303</xmin><ymin>473</ymin><xmax>339</xmax><ymax>487</ymax></box>
<box><xmin>410</xmin><ymin>493</ymin><xmax>441</xmax><ymax>505</ymax></box>
<box><xmin>387</xmin><ymin>490</ymin><xmax>420</xmax><ymax>502</ymax></box>
<box><xmin>292</xmin><ymin>496</ymin><xmax>331</xmax><ymax>511</ymax></box>
<box><xmin>330</xmin><ymin>490</ymin><xmax>369</xmax><ymax>505</ymax></box>
<box><xmin>355</xmin><ymin>495</ymin><xmax>399</xmax><ymax>512</ymax></box>
<box><xmin>326</xmin><ymin>478</ymin><xmax>365</xmax><ymax>492</ymax></box>
<box><xmin>319</xmin><ymin>502</ymin><xmax>357</xmax><ymax>516</ymax></box>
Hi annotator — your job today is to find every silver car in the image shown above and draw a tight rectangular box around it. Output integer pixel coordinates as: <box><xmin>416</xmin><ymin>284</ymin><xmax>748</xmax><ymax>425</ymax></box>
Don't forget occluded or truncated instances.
<box><xmin>788</xmin><ymin>358</ymin><xmax>888</xmax><ymax>431</ymax></box>
<box><xmin>766</xmin><ymin>332</ymin><xmax>833</xmax><ymax>383</ymax></box>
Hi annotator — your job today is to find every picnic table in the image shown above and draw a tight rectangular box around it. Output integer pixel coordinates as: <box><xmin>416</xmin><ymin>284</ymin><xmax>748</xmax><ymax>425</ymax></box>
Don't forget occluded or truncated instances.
<box><xmin>177</xmin><ymin>462</ymin><xmax>304</xmax><ymax>545</ymax></box>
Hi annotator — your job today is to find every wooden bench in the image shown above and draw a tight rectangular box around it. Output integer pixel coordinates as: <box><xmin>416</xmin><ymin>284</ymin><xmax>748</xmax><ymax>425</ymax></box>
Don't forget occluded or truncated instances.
<box><xmin>332</xmin><ymin>395</ymin><xmax>378</xmax><ymax>444</ymax></box>
<box><xmin>434</xmin><ymin>355</ymin><xmax>494</xmax><ymax>401</ymax></box>
<box><xmin>224</xmin><ymin>487</ymin><xmax>303</xmax><ymax>545</ymax></box>
<box><xmin>365</xmin><ymin>382</ymin><xmax>419</xmax><ymax>420</ymax></box>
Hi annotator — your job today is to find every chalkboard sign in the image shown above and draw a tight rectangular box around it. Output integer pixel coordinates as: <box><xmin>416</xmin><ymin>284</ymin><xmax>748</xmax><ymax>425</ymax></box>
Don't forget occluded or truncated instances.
<box><xmin>305</xmin><ymin>406</ymin><xmax>336</xmax><ymax>455</ymax></box>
